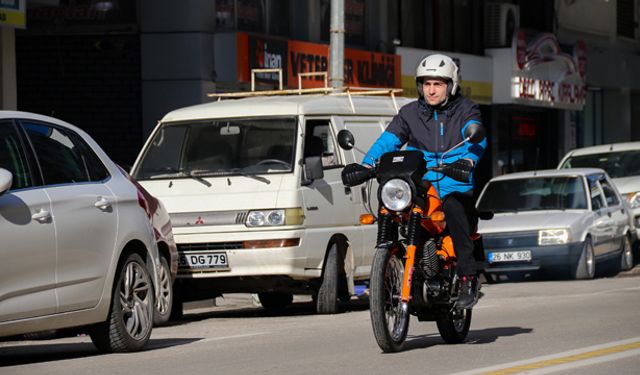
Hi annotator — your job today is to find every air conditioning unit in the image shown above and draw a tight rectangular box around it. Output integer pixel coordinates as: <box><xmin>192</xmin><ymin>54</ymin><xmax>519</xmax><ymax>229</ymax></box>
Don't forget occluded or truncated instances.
<box><xmin>484</xmin><ymin>3</ymin><xmax>520</xmax><ymax>48</ymax></box>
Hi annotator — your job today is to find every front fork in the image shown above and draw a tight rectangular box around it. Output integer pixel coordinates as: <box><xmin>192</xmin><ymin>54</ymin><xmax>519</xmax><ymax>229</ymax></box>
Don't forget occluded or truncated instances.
<box><xmin>401</xmin><ymin>207</ymin><xmax>423</xmax><ymax>304</ymax></box>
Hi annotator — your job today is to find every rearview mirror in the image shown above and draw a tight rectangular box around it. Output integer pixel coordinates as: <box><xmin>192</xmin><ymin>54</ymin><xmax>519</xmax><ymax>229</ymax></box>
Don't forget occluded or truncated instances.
<box><xmin>464</xmin><ymin>123</ymin><xmax>485</xmax><ymax>144</ymax></box>
<box><xmin>0</xmin><ymin>168</ymin><xmax>13</xmax><ymax>196</ymax></box>
<box><xmin>337</xmin><ymin>130</ymin><xmax>355</xmax><ymax>150</ymax></box>
<box><xmin>220</xmin><ymin>125</ymin><xmax>240</xmax><ymax>135</ymax></box>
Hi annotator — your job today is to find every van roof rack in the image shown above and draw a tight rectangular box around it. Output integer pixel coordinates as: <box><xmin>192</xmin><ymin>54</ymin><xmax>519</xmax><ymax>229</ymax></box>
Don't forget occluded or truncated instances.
<box><xmin>207</xmin><ymin>68</ymin><xmax>403</xmax><ymax>114</ymax></box>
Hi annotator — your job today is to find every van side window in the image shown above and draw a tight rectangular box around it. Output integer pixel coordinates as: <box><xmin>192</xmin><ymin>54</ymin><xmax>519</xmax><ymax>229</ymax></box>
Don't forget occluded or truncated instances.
<box><xmin>305</xmin><ymin>120</ymin><xmax>339</xmax><ymax>168</ymax></box>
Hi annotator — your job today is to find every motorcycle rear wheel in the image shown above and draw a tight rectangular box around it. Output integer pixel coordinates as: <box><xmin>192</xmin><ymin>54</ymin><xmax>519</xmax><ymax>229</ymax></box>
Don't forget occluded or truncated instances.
<box><xmin>436</xmin><ymin>307</ymin><xmax>472</xmax><ymax>344</ymax></box>
<box><xmin>369</xmin><ymin>246</ymin><xmax>409</xmax><ymax>352</ymax></box>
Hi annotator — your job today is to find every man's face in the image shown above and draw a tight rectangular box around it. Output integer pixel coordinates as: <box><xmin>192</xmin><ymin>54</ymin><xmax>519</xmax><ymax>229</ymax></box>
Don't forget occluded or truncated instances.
<box><xmin>422</xmin><ymin>78</ymin><xmax>448</xmax><ymax>106</ymax></box>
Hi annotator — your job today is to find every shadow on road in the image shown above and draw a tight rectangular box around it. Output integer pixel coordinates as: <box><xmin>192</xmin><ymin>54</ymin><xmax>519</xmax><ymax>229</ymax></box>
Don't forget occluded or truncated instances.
<box><xmin>467</xmin><ymin>326</ymin><xmax>534</xmax><ymax>344</ymax></box>
<box><xmin>389</xmin><ymin>326</ymin><xmax>534</xmax><ymax>353</ymax></box>
<box><xmin>0</xmin><ymin>338</ymin><xmax>200</xmax><ymax>367</ymax></box>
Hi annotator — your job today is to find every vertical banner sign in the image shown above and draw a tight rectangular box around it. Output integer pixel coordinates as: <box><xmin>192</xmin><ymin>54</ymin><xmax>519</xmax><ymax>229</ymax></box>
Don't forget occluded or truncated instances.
<box><xmin>0</xmin><ymin>0</ymin><xmax>26</xmax><ymax>29</ymax></box>
<box><xmin>237</xmin><ymin>32</ymin><xmax>401</xmax><ymax>89</ymax></box>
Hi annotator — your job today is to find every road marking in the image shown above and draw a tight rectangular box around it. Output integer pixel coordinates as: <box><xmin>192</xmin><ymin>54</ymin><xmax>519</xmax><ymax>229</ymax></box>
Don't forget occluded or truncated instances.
<box><xmin>452</xmin><ymin>337</ymin><xmax>640</xmax><ymax>375</ymax></box>
<box><xmin>198</xmin><ymin>332</ymin><xmax>269</xmax><ymax>343</ymax></box>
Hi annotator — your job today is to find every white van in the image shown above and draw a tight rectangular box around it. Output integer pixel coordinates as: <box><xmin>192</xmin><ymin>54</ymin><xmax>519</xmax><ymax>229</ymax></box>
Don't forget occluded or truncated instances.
<box><xmin>131</xmin><ymin>88</ymin><xmax>409</xmax><ymax>314</ymax></box>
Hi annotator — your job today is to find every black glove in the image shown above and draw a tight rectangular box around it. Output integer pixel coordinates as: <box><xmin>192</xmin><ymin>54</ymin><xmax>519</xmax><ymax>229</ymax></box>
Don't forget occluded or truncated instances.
<box><xmin>342</xmin><ymin>163</ymin><xmax>373</xmax><ymax>187</ymax></box>
<box><xmin>445</xmin><ymin>159</ymin><xmax>473</xmax><ymax>182</ymax></box>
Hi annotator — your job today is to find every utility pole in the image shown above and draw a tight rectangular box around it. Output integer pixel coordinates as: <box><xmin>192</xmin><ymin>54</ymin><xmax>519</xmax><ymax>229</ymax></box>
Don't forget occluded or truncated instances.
<box><xmin>329</xmin><ymin>0</ymin><xmax>344</xmax><ymax>89</ymax></box>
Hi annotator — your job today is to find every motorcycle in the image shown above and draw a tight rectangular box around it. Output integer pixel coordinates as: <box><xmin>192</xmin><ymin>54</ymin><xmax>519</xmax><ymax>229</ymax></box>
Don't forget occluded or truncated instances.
<box><xmin>338</xmin><ymin>124</ymin><xmax>490</xmax><ymax>352</ymax></box>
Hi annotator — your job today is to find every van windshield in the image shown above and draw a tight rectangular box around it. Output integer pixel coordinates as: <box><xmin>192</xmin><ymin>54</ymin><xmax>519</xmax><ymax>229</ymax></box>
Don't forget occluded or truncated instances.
<box><xmin>477</xmin><ymin>176</ymin><xmax>588</xmax><ymax>213</ymax></box>
<box><xmin>560</xmin><ymin>150</ymin><xmax>640</xmax><ymax>178</ymax></box>
<box><xmin>133</xmin><ymin>117</ymin><xmax>297</xmax><ymax>180</ymax></box>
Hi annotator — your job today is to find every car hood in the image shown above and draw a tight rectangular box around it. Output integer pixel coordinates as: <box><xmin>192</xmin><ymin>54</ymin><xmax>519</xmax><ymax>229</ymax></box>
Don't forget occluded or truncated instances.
<box><xmin>137</xmin><ymin>174</ymin><xmax>298</xmax><ymax>213</ymax></box>
<box><xmin>478</xmin><ymin>210</ymin><xmax>587</xmax><ymax>234</ymax></box>
<box><xmin>611</xmin><ymin>176</ymin><xmax>640</xmax><ymax>194</ymax></box>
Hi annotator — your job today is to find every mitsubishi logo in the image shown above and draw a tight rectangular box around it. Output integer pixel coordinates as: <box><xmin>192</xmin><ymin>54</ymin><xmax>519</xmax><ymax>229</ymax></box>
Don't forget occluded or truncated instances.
<box><xmin>195</xmin><ymin>216</ymin><xmax>205</xmax><ymax>225</ymax></box>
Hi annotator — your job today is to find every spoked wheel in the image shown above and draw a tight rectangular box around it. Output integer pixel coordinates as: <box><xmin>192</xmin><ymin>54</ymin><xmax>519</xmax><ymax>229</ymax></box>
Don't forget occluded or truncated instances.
<box><xmin>369</xmin><ymin>246</ymin><xmax>409</xmax><ymax>352</ymax></box>
<box><xmin>436</xmin><ymin>307</ymin><xmax>472</xmax><ymax>344</ymax></box>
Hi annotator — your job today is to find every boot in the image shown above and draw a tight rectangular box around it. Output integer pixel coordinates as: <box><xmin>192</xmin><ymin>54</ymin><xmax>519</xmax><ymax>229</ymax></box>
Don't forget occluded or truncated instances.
<box><xmin>455</xmin><ymin>275</ymin><xmax>479</xmax><ymax>309</ymax></box>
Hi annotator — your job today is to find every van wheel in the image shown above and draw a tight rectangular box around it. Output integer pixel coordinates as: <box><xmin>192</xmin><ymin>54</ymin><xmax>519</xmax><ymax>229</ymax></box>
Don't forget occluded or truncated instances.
<box><xmin>90</xmin><ymin>253</ymin><xmax>154</xmax><ymax>353</ymax></box>
<box><xmin>258</xmin><ymin>292</ymin><xmax>293</xmax><ymax>310</ymax></box>
<box><xmin>316</xmin><ymin>243</ymin><xmax>340</xmax><ymax>314</ymax></box>
<box><xmin>170</xmin><ymin>293</ymin><xmax>184</xmax><ymax>321</ymax></box>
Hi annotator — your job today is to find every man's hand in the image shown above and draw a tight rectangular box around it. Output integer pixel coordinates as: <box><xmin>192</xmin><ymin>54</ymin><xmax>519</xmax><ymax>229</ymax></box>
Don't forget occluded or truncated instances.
<box><xmin>342</xmin><ymin>163</ymin><xmax>373</xmax><ymax>187</ymax></box>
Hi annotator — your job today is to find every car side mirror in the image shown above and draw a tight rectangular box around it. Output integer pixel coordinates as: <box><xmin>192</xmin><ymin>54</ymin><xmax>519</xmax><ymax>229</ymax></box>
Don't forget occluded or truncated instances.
<box><xmin>302</xmin><ymin>156</ymin><xmax>324</xmax><ymax>186</ymax></box>
<box><xmin>337</xmin><ymin>130</ymin><xmax>355</xmax><ymax>150</ymax></box>
<box><xmin>0</xmin><ymin>168</ymin><xmax>13</xmax><ymax>196</ymax></box>
<box><xmin>464</xmin><ymin>123</ymin><xmax>485</xmax><ymax>144</ymax></box>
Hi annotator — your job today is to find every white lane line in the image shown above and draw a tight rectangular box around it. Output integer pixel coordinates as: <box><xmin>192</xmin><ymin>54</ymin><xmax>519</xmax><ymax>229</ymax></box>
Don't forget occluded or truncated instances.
<box><xmin>198</xmin><ymin>332</ymin><xmax>269</xmax><ymax>343</ymax></box>
<box><xmin>450</xmin><ymin>337</ymin><xmax>640</xmax><ymax>375</ymax></box>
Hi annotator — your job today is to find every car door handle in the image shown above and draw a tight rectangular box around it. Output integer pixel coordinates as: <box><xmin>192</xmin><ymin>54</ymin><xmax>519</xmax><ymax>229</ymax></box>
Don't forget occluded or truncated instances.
<box><xmin>94</xmin><ymin>197</ymin><xmax>112</xmax><ymax>210</ymax></box>
<box><xmin>32</xmin><ymin>209</ymin><xmax>51</xmax><ymax>223</ymax></box>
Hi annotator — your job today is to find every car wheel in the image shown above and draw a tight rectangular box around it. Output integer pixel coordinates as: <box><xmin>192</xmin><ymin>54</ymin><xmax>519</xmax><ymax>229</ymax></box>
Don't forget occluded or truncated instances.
<box><xmin>316</xmin><ymin>243</ymin><xmax>340</xmax><ymax>314</ymax></box>
<box><xmin>573</xmin><ymin>238</ymin><xmax>595</xmax><ymax>280</ymax></box>
<box><xmin>257</xmin><ymin>292</ymin><xmax>293</xmax><ymax>310</ymax></box>
<box><xmin>90</xmin><ymin>253</ymin><xmax>154</xmax><ymax>353</ymax></box>
<box><xmin>153</xmin><ymin>256</ymin><xmax>173</xmax><ymax>325</ymax></box>
<box><xmin>620</xmin><ymin>235</ymin><xmax>634</xmax><ymax>271</ymax></box>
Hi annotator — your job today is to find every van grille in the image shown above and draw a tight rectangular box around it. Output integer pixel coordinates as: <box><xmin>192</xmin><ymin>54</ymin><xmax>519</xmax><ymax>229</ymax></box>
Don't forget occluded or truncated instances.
<box><xmin>170</xmin><ymin>210</ymin><xmax>249</xmax><ymax>227</ymax></box>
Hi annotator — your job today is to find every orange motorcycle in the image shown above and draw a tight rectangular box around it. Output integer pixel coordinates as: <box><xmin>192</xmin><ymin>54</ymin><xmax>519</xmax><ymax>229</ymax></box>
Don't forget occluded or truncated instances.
<box><xmin>338</xmin><ymin>125</ymin><xmax>489</xmax><ymax>352</ymax></box>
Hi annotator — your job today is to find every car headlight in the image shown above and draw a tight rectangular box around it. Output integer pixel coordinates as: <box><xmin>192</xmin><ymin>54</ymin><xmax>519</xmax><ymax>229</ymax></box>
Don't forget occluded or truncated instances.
<box><xmin>381</xmin><ymin>179</ymin><xmax>412</xmax><ymax>211</ymax></box>
<box><xmin>538</xmin><ymin>229</ymin><xmax>569</xmax><ymax>246</ymax></box>
<box><xmin>245</xmin><ymin>208</ymin><xmax>304</xmax><ymax>227</ymax></box>
<box><xmin>626</xmin><ymin>192</ymin><xmax>640</xmax><ymax>209</ymax></box>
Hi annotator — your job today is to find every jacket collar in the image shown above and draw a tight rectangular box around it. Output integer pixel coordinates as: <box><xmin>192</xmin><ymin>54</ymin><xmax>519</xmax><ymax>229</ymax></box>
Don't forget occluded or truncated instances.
<box><xmin>418</xmin><ymin>94</ymin><xmax>462</xmax><ymax>121</ymax></box>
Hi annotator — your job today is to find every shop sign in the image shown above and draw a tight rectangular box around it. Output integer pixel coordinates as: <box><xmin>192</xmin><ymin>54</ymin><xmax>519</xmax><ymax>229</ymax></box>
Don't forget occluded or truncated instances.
<box><xmin>0</xmin><ymin>0</ymin><xmax>25</xmax><ymax>29</ymax></box>
<box><xmin>237</xmin><ymin>32</ymin><xmax>401</xmax><ymax>89</ymax></box>
<box><xmin>510</xmin><ymin>32</ymin><xmax>586</xmax><ymax>110</ymax></box>
<box><xmin>396</xmin><ymin>47</ymin><xmax>493</xmax><ymax>104</ymax></box>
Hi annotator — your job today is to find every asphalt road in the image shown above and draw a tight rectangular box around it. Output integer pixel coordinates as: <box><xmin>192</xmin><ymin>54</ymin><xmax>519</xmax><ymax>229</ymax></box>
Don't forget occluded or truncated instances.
<box><xmin>2</xmin><ymin>270</ymin><xmax>640</xmax><ymax>375</ymax></box>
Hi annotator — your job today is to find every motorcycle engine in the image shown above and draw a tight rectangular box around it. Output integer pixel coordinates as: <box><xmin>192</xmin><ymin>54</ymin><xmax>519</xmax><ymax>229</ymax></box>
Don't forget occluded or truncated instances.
<box><xmin>415</xmin><ymin>239</ymin><xmax>439</xmax><ymax>279</ymax></box>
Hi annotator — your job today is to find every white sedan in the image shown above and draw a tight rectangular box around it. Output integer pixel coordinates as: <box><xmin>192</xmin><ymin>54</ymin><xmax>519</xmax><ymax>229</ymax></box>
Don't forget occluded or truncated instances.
<box><xmin>477</xmin><ymin>168</ymin><xmax>635</xmax><ymax>281</ymax></box>
<box><xmin>0</xmin><ymin>111</ymin><xmax>160</xmax><ymax>352</ymax></box>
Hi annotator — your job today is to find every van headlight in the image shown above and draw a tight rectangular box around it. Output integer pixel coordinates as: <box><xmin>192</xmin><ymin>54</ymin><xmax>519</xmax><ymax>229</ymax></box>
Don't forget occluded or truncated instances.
<box><xmin>246</xmin><ymin>208</ymin><xmax>304</xmax><ymax>227</ymax></box>
<box><xmin>626</xmin><ymin>192</ymin><xmax>640</xmax><ymax>209</ymax></box>
<box><xmin>381</xmin><ymin>179</ymin><xmax>412</xmax><ymax>211</ymax></box>
<box><xmin>538</xmin><ymin>229</ymin><xmax>569</xmax><ymax>246</ymax></box>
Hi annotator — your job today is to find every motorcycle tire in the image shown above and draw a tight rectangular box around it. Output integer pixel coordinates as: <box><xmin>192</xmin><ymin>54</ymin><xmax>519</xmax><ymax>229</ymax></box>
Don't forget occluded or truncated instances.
<box><xmin>436</xmin><ymin>307</ymin><xmax>472</xmax><ymax>344</ymax></box>
<box><xmin>369</xmin><ymin>246</ymin><xmax>409</xmax><ymax>353</ymax></box>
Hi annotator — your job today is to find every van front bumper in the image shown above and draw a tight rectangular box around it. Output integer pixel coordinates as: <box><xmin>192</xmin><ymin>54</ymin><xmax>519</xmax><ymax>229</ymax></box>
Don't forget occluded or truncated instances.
<box><xmin>173</xmin><ymin>229</ymin><xmax>319</xmax><ymax>280</ymax></box>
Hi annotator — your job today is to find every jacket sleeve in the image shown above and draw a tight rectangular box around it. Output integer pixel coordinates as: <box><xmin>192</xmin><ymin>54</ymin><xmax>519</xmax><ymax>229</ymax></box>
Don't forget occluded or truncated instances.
<box><xmin>362</xmin><ymin>112</ymin><xmax>409</xmax><ymax>166</ymax></box>
<box><xmin>458</xmin><ymin>103</ymin><xmax>486</xmax><ymax>164</ymax></box>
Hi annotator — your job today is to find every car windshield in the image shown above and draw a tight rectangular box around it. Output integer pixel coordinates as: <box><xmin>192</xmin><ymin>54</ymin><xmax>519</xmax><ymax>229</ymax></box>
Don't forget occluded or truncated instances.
<box><xmin>560</xmin><ymin>150</ymin><xmax>640</xmax><ymax>178</ymax></box>
<box><xmin>477</xmin><ymin>176</ymin><xmax>588</xmax><ymax>213</ymax></box>
<box><xmin>133</xmin><ymin>117</ymin><xmax>297</xmax><ymax>180</ymax></box>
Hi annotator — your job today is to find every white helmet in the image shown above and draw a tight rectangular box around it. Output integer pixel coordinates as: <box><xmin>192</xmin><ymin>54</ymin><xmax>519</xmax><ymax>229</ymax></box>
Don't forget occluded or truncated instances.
<box><xmin>415</xmin><ymin>54</ymin><xmax>460</xmax><ymax>98</ymax></box>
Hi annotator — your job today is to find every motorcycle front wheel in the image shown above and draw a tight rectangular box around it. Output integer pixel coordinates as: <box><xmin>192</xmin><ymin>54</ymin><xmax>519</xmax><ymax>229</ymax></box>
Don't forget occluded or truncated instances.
<box><xmin>369</xmin><ymin>246</ymin><xmax>409</xmax><ymax>352</ymax></box>
<box><xmin>436</xmin><ymin>307</ymin><xmax>472</xmax><ymax>344</ymax></box>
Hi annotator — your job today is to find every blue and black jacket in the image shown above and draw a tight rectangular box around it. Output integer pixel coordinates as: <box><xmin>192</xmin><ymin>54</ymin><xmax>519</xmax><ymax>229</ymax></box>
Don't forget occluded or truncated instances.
<box><xmin>362</xmin><ymin>94</ymin><xmax>486</xmax><ymax>198</ymax></box>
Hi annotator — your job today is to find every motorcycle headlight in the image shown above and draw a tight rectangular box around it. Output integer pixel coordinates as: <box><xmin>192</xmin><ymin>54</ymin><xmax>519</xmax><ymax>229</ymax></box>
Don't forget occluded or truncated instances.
<box><xmin>538</xmin><ymin>229</ymin><xmax>569</xmax><ymax>246</ymax></box>
<box><xmin>245</xmin><ymin>208</ymin><xmax>304</xmax><ymax>227</ymax></box>
<box><xmin>626</xmin><ymin>192</ymin><xmax>640</xmax><ymax>209</ymax></box>
<box><xmin>381</xmin><ymin>179</ymin><xmax>412</xmax><ymax>211</ymax></box>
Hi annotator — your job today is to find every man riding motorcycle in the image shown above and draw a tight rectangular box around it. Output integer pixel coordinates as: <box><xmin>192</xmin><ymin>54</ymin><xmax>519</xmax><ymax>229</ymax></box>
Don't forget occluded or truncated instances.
<box><xmin>344</xmin><ymin>54</ymin><xmax>487</xmax><ymax>308</ymax></box>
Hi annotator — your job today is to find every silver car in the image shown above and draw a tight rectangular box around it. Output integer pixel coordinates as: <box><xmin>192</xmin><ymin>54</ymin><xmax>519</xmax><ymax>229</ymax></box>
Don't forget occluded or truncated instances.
<box><xmin>558</xmin><ymin>142</ymin><xmax>640</xmax><ymax>242</ymax></box>
<box><xmin>476</xmin><ymin>168</ymin><xmax>635</xmax><ymax>281</ymax></box>
<box><xmin>0</xmin><ymin>111</ymin><xmax>160</xmax><ymax>352</ymax></box>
